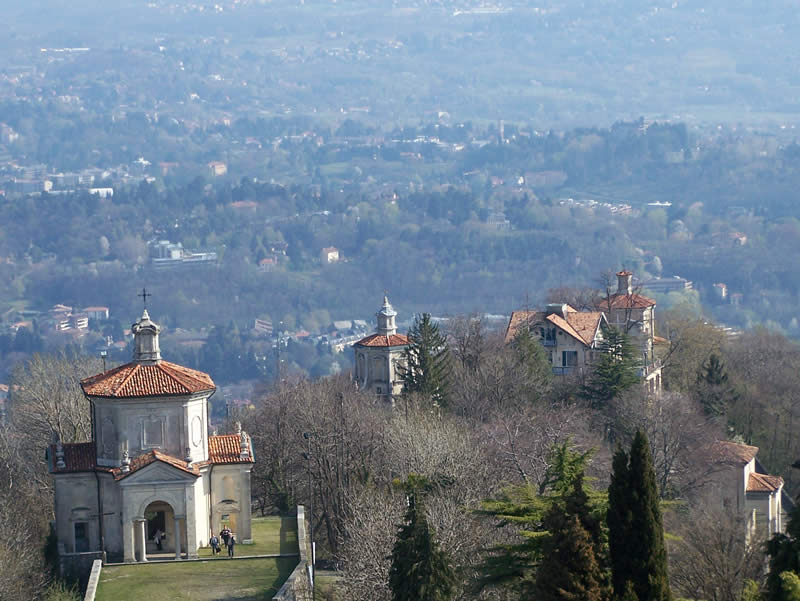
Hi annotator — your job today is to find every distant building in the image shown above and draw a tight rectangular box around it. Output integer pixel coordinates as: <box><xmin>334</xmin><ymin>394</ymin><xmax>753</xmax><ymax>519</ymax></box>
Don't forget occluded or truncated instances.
<box><xmin>84</xmin><ymin>306</ymin><xmax>110</xmax><ymax>321</ymax></box>
<box><xmin>709</xmin><ymin>441</ymin><xmax>792</xmax><ymax>544</ymax></box>
<box><xmin>486</xmin><ymin>211</ymin><xmax>511</xmax><ymax>230</ymax></box>
<box><xmin>505</xmin><ymin>303</ymin><xmax>607</xmax><ymax>376</ymax></box>
<box><xmin>208</xmin><ymin>161</ymin><xmax>227</xmax><ymax>177</ymax></box>
<box><xmin>713</xmin><ymin>283</ymin><xmax>728</xmax><ymax>301</ymax></box>
<box><xmin>641</xmin><ymin>276</ymin><xmax>693</xmax><ymax>295</ymax></box>
<box><xmin>505</xmin><ymin>270</ymin><xmax>663</xmax><ymax>394</ymax></box>
<box><xmin>321</xmin><ymin>247</ymin><xmax>340</xmax><ymax>264</ymax></box>
<box><xmin>253</xmin><ymin>318</ymin><xmax>272</xmax><ymax>336</ymax></box>
<box><xmin>149</xmin><ymin>240</ymin><xmax>217</xmax><ymax>270</ymax></box>
<box><xmin>353</xmin><ymin>296</ymin><xmax>409</xmax><ymax>399</ymax></box>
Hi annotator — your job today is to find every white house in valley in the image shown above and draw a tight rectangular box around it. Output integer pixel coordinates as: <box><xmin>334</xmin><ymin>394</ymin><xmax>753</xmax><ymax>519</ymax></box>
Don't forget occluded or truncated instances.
<box><xmin>48</xmin><ymin>309</ymin><xmax>254</xmax><ymax>563</ymax></box>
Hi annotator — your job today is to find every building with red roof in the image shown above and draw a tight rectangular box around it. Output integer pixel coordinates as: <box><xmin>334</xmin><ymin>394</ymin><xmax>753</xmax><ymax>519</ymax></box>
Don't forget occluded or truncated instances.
<box><xmin>48</xmin><ymin>309</ymin><xmax>254</xmax><ymax>563</ymax></box>
<box><xmin>708</xmin><ymin>440</ymin><xmax>792</xmax><ymax>543</ymax></box>
<box><xmin>353</xmin><ymin>296</ymin><xmax>410</xmax><ymax>399</ymax></box>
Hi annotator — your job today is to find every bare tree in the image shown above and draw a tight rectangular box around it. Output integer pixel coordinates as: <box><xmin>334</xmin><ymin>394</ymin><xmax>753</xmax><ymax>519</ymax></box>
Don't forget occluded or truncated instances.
<box><xmin>658</xmin><ymin>311</ymin><xmax>725</xmax><ymax>393</ymax></box>
<box><xmin>446</xmin><ymin>314</ymin><xmax>487</xmax><ymax>372</ymax></box>
<box><xmin>338</xmin><ymin>407</ymin><xmax>499</xmax><ymax>601</ymax></box>
<box><xmin>545</xmin><ymin>286</ymin><xmax>598</xmax><ymax>311</ymax></box>
<box><xmin>668</xmin><ymin>504</ymin><xmax>765</xmax><ymax>601</ymax></box>
<box><xmin>482</xmin><ymin>400</ymin><xmax>603</xmax><ymax>491</ymax></box>
<box><xmin>610</xmin><ymin>389</ymin><xmax>723</xmax><ymax>498</ymax></box>
<box><xmin>10</xmin><ymin>352</ymin><xmax>103</xmax><ymax>445</ymax></box>
<box><xmin>0</xmin><ymin>426</ymin><xmax>54</xmax><ymax>601</ymax></box>
<box><xmin>248</xmin><ymin>374</ymin><xmax>390</xmax><ymax>556</ymax></box>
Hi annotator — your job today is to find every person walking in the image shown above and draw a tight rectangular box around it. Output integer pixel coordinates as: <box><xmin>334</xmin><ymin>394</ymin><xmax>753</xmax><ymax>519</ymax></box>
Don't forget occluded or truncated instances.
<box><xmin>227</xmin><ymin>533</ymin><xmax>236</xmax><ymax>558</ymax></box>
<box><xmin>154</xmin><ymin>528</ymin><xmax>163</xmax><ymax>551</ymax></box>
<box><xmin>210</xmin><ymin>533</ymin><xmax>220</xmax><ymax>556</ymax></box>
<box><xmin>220</xmin><ymin>526</ymin><xmax>231</xmax><ymax>549</ymax></box>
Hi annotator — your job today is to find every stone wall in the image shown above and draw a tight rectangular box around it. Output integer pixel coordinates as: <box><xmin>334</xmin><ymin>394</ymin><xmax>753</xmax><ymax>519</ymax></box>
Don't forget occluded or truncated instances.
<box><xmin>272</xmin><ymin>505</ymin><xmax>312</xmax><ymax>601</ymax></box>
<box><xmin>83</xmin><ymin>559</ymin><xmax>103</xmax><ymax>601</ymax></box>
<box><xmin>59</xmin><ymin>550</ymin><xmax>104</xmax><ymax>592</ymax></box>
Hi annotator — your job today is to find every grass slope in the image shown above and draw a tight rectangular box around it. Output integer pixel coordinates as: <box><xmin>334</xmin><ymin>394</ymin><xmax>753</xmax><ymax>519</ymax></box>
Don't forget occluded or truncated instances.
<box><xmin>95</xmin><ymin>516</ymin><xmax>298</xmax><ymax>601</ymax></box>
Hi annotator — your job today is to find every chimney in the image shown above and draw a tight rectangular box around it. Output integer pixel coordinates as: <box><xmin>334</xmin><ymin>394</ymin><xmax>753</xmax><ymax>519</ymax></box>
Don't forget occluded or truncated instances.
<box><xmin>616</xmin><ymin>271</ymin><xmax>633</xmax><ymax>295</ymax></box>
<box><xmin>545</xmin><ymin>303</ymin><xmax>568</xmax><ymax>318</ymax></box>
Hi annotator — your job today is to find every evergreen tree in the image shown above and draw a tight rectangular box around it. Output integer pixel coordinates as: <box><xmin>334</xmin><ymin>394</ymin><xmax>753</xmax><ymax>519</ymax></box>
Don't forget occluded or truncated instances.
<box><xmin>512</xmin><ymin>326</ymin><xmax>553</xmax><ymax>402</ymax></box>
<box><xmin>535</xmin><ymin>510</ymin><xmax>609</xmax><ymax>601</ymax></box>
<box><xmin>767</xmin><ymin>504</ymin><xmax>800</xmax><ymax>601</ymax></box>
<box><xmin>534</xmin><ymin>474</ymin><xmax>610</xmax><ymax>601</ymax></box>
<box><xmin>607</xmin><ymin>431</ymin><xmax>671</xmax><ymax>601</ymax></box>
<box><xmin>582</xmin><ymin>326</ymin><xmax>640</xmax><ymax>409</ymax></box>
<box><xmin>694</xmin><ymin>353</ymin><xmax>738</xmax><ymax>417</ymax></box>
<box><xmin>389</xmin><ymin>475</ymin><xmax>456</xmax><ymax>601</ymax></box>
<box><xmin>478</xmin><ymin>444</ymin><xmax>606</xmax><ymax>598</ymax></box>
<box><xmin>401</xmin><ymin>313</ymin><xmax>451</xmax><ymax>407</ymax></box>
<box><xmin>780</xmin><ymin>572</ymin><xmax>800</xmax><ymax>601</ymax></box>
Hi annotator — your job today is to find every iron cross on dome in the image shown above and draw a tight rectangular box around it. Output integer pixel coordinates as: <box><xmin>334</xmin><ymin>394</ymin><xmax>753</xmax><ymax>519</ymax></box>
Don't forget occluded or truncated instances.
<box><xmin>138</xmin><ymin>287</ymin><xmax>152</xmax><ymax>309</ymax></box>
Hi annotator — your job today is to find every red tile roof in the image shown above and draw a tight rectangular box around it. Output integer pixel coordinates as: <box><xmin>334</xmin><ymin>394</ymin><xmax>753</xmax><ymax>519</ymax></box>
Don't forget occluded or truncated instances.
<box><xmin>354</xmin><ymin>333</ymin><xmax>410</xmax><ymax>348</ymax></box>
<box><xmin>747</xmin><ymin>472</ymin><xmax>783</xmax><ymax>493</ymax></box>
<box><xmin>601</xmin><ymin>293</ymin><xmax>656</xmax><ymax>309</ymax></box>
<box><xmin>81</xmin><ymin>361</ymin><xmax>215</xmax><ymax>398</ymax></box>
<box><xmin>112</xmin><ymin>449</ymin><xmax>201</xmax><ymax>480</ymax></box>
<box><xmin>504</xmin><ymin>309</ymin><xmax>603</xmax><ymax>346</ymax></box>
<box><xmin>710</xmin><ymin>440</ymin><xmax>759</xmax><ymax>465</ymax></box>
<box><xmin>49</xmin><ymin>442</ymin><xmax>96</xmax><ymax>473</ymax></box>
<box><xmin>209</xmin><ymin>434</ymin><xmax>253</xmax><ymax>464</ymax></box>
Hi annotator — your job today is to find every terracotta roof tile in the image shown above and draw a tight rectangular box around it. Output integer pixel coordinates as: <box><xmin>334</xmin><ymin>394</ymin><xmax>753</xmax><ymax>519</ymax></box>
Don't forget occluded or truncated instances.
<box><xmin>112</xmin><ymin>449</ymin><xmax>201</xmax><ymax>480</ymax></box>
<box><xmin>504</xmin><ymin>310</ymin><xmax>538</xmax><ymax>343</ymax></box>
<box><xmin>602</xmin><ymin>293</ymin><xmax>656</xmax><ymax>309</ymax></box>
<box><xmin>354</xmin><ymin>333</ymin><xmax>410</xmax><ymax>348</ymax></box>
<box><xmin>564</xmin><ymin>312</ymin><xmax>604</xmax><ymax>345</ymax></box>
<box><xmin>504</xmin><ymin>309</ymin><xmax>603</xmax><ymax>346</ymax></box>
<box><xmin>49</xmin><ymin>442</ymin><xmax>96</xmax><ymax>473</ymax></box>
<box><xmin>81</xmin><ymin>361</ymin><xmax>215</xmax><ymax>398</ymax></box>
<box><xmin>710</xmin><ymin>440</ymin><xmax>759</xmax><ymax>465</ymax></box>
<box><xmin>747</xmin><ymin>472</ymin><xmax>783</xmax><ymax>493</ymax></box>
<box><xmin>209</xmin><ymin>434</ymin><xmax>254</xmax><ymax>464</ymax></box>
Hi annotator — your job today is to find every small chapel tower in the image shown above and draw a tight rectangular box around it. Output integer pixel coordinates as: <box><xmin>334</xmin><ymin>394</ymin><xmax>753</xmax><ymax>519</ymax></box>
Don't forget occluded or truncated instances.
<box><xmin>353</xmin><ymin>295</ymin><xmax>409</xmax><ymax>399</ymax></box>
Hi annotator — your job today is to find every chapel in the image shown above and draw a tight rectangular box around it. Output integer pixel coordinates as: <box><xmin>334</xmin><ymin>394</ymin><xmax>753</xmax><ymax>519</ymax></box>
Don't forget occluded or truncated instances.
<box><xmin>352</xmin><ymin>295</ymin><xmax>409</xmax><ymax>399</ymax></box>
<box><xmin>47</xmin><ymin>309</ymin><xmax>254</xmax><ymax>562</ymax></box>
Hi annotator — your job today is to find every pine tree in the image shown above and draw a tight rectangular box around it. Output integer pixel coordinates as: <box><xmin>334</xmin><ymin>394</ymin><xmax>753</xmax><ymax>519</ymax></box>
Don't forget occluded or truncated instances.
<box><xmin>582</xmin><ymin>326</ymin><xmax>640</xmax><ymax>409</ymax></box>
<box><xmin>694</xmin><ymin>353</ymin><xmax>738</xmax><ymax>417</ymax></box>
<box><xmin>607</xmin><ymin>431</ymin><xmax>671</xmax><ymax>601</ymax></box>
<box><xmin>389</xmin><ymin>475</ymin><xmax>456</xmax><ymax>601</ymax></box>
<box><xmin>766</xmin><ymin>504</ymin><xmax>800</xmax><ymax>601</ymax></box>
<box><xmin>401</xmin><ymin>313</ymin><xmax>451</xmax><ymax>407</ymax></box>
<box><xmin>512</xmin><ymin>326</ymin><xmax>553</xmax><ymax>402</ymax></box>
<box><xmin>478</xmin><ymin>445</ymin><xmax>606</xmax><ymax>598</ymax></box>
<box><xmin>534</xmin><ymin>474</ymin><xmax>610</xmax><ymax>601</ymax></box>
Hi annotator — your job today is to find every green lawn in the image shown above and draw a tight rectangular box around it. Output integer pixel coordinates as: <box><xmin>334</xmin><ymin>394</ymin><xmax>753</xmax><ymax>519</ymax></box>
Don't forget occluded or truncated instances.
<box><xmin>196</xmin><ymin>516</ymin><xmax>298</xmax><ymax>558</ymax></box>
<box><xmin>95</xmin><ymin>516</ymin><xmax>299</xmax><ymax>601</ymax></box>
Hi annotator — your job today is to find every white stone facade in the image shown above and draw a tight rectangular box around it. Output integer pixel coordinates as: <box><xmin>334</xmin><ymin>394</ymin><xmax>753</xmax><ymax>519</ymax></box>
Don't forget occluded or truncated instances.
<box><xmin>49</xmin><ymin>310</ymin><xmax>254</xmax><ymax>563</ymax></box>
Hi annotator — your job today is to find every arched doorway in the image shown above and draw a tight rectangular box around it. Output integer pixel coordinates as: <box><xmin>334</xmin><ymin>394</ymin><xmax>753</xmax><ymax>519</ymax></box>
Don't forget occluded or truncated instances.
<box><xmin>143</xmin><ymin>500</ymin><xmax>183</xmax><ymax>559</ymax></box>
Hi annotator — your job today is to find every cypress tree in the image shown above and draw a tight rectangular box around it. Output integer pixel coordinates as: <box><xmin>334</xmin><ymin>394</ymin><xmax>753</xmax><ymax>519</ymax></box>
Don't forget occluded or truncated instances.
<box><xmin>607</xmin><ymin>431</ymin><xmax>671</xmax><ymax>601</ymax></box>
<box><xmin>389</xmin><ymin>475</ymin><xmax>455</xmax><ymax>601</ymax></box>
<box><xmin>401</xmin><ymin>313</ymin><xmax>451</xmax><ymax>407</ymax></box>
<box><xmin>607</xmin><ymin>446</ymin><xmax>632</xmax><ymax>599</ymax></box>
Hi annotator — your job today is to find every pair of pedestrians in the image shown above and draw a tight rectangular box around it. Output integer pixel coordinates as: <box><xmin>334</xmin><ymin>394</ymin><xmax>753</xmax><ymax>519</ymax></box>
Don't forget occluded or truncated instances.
<box><xmin>210</xmin><ymin>527</ymin><xmax>236</xmax><ymax>557</ymax></box>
